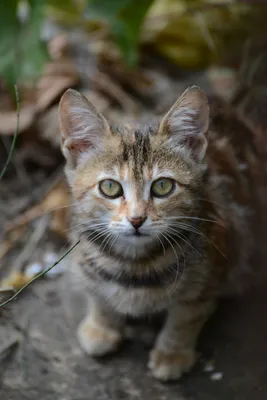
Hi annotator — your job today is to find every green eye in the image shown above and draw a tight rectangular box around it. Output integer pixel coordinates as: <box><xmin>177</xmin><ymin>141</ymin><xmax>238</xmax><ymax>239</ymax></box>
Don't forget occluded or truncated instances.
<box><xmin>151</xmin><ymin>178</ymin><xmax>175</xmax><ymax>198</ymax></box>
<box><xmin>99</xmin><ymin>179</ymin><xmax>123</xmax><ymax>199</ymax></box>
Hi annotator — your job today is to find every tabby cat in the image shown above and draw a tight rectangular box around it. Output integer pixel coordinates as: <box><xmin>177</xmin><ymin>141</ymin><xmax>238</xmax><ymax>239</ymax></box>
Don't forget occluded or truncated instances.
<box><xmin>59</xmin><ymin>86</ymin><xmax>258</xmax><ymax>381</ymax></box>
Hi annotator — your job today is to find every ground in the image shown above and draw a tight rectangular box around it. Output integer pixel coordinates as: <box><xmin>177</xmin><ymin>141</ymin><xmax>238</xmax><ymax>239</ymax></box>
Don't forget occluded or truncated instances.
<box><xmin>1</xmin><ymin>258</ymin><xmax>267</xmax><ymax>400</ymax></box>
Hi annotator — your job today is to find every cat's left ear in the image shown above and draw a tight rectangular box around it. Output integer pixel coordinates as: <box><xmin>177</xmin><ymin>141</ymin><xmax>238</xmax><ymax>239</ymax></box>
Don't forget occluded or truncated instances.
<box><xmin>159</xmin><ymin>86</ymin><xmax>209</xmax><ymax>162</ymax></box>
<box><xmin>59</xmin><ymin>89</ymin><xmax>111</xmax><ymax>168</ymax></box>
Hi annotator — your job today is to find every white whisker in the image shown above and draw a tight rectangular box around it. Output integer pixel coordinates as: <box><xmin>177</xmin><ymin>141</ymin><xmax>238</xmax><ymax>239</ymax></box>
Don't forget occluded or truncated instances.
<box><xmin>169</xmin><ymin>221</ymin><xmax>227</xmax><ymax>259</ymax></box>
<box><xmin>160</xmin><ymin>233</ymin><xmax>182</xmax><ymax>297</ymax></box>
<box><xmin>165</xmin><ymin>216</ymin><xmax>223</xmax><ymax>225</ymax></box>
<box><xmin>100</xmin><ymin>232</ymin><xmax>114</xmax><ymax>254</ymax></box>
<box><xmin>166</xmin><ymin>226</ymin><xmax>201</xmax><ymax>257</ymax></box>
<box><xmin>108</xmin><ymin>234</ymin><xmax>119</xmax><ymax>256</ymax></box>
<box><xmin>71</xmin><ymin>222</ymin><xmax>108</xmax><ymax>234</ymax></box>
<box><xmin>156</xmin><ymin>234</ymin><xmax>166</xmax><ymax>256</ymax></box>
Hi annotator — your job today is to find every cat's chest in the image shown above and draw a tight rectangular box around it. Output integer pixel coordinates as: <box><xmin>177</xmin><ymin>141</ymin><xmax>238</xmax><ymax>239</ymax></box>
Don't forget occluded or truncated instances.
<box><xmin>97</xmin><ymin>280</ymin><xmax>171</xmax><ymax>316</ymax></box>
<box><xmin>77</xmin><ymin>249</ymin><xmax>204</xmax><ymax>316</ymax></box>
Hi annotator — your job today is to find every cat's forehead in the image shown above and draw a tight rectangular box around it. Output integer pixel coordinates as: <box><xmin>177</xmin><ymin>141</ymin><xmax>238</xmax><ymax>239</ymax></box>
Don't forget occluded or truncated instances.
<box><xmin>77</xmin><ymin>122</ymin><xmax>194</xmax><ymax>186</ymax></box>
<box><xmin>110</xmin><ymin>123</ymin><xmax>160</xmax><ymax>179</ymax></box>
<box><xmin>94</xmin><ymin>123</ymin><xmax>192</xmax><ymax>182</ymax></box>
<box><xmin>112</xmin><ymin>122</ymin><xmax>157</xmax><ymax>141</ymax></box>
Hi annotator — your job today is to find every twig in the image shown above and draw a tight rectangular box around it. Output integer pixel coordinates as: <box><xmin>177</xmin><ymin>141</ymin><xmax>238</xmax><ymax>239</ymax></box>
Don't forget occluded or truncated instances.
<box><xmin>0</xmin><ymin>241</ymin><xmax>80</xmax><ymax>309</ymax></box>
<box><xmin>0</xmin><ymin>85</ymin><xmax>20</xmax><ymax>180</ymax></box>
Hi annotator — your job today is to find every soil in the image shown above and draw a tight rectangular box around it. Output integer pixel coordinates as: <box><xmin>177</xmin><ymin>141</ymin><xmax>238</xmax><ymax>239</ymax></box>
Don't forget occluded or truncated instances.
<box><xmin>1</xmin><ymin>243</ymin><xmax>267</xmax><ymax>400</ymax></box>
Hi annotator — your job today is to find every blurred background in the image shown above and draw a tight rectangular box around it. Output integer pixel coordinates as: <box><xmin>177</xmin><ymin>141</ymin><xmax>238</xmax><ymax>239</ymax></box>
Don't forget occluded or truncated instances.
<box><xmin>1</xmin><ymin>1</ymin><xmax>267</xmax><ymax>399</ymax></box>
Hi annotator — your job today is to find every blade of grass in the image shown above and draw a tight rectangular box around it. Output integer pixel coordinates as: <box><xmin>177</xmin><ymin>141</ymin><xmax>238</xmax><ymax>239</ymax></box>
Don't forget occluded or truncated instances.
<box><xmin>0</xmin><ymin>240</ymin><xmax>80</xmax><ymax>308</ymax></box>
<box><xmin>0</xmin><ymin>84</ymin><xmax>20</xmax><ymax>180</ymax></box>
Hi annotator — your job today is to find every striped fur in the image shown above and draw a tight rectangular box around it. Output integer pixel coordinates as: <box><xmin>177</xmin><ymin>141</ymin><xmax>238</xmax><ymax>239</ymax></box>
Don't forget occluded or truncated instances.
<box><xmin>59</xmin><ymin>87</ymin><xmax>260</xmax><ymax>381</ymax></box>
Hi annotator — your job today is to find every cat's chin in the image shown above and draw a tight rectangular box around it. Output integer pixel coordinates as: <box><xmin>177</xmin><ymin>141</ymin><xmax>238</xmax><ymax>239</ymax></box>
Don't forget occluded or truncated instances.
<box><xmin>114</xmin><ymin>233</ymin><xmax>156</xmax><ymax>258</ymax></box>
<box><xmin>123</xmin><ymin>232</ymin><xmax>150</xmax><ymax>238</ymax></box>
<box><xmin>119</xmin><ymin>232</ymin><xmax>153</xmax><ymax>243</ymax></box>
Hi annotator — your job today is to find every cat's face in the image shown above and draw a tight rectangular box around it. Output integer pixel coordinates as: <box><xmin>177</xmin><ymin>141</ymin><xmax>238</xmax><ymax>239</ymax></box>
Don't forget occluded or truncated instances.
<box><xmin>59</xmin><ymin>87</ymin><xmax>209</xmax><ymax>257</ymax></box>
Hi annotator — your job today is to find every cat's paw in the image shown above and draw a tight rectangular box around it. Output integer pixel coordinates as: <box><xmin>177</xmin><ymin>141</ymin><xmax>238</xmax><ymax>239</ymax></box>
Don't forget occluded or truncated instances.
<box><xmin>148</xmin><ymin>348</ymin><xmax>195</xmax><ymax>381</ymax></box>
<box><xmin>77</xmin><ymin>318</ymin><xmax>122</xmax><ymax>357</ymax></box>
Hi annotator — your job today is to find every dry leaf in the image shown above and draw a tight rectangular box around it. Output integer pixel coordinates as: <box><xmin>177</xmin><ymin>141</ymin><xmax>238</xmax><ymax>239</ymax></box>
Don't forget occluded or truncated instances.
<box><xmin>37</xmin><ymin>106</ymin><xmax>61</xmax><ymax>147</ymax></box>
<box><xmin>0</xmin><ymin>35</ymin><xmax>78</xmax><ymax>135</ymax></box>
<box><xmin>36</xmin><ymin>59</ymin><xmax>79</xmax><ymax>112</ymax></box>
<box><xmin>0</xmin><ymin>107</ymin><xmax>36</xmax><ymax>135</ymax></box>
<box><xmin>4</xmin><ymin>183</ymin><xmax>71</xmax><ymax>234</ymax></box>
<box><xmin>48</xmin><ymin>34</ymin><xmax>69</xmax><ymax>60</ymax></box>
<box><xmin>50</xmin><ymin>207</ymin><xmax>69</xmax><ymax>238</ymax></box>
<box><xmin>38</xmin><ymin>91</ymin><xmax>110</xmax><ymax>148</ymax></box>
<box><xmin>0</xmin><ymin>241</ymin><xmax>13</xmax><ymax>261</ymax></box>
<box><xmin>0</xmin><ymin>227</ymin><xmax>26</xmax><ymax>261</ymax></box>
<box><xmin>1</xmin><ymin>272</ymin><xmax>30</xmax><ymax>291</ymax></box>
<box><xmin>206</xmin><ymin>67</ymin><xmax>236</xmax><ymax>100</ymax></box>
<box><xmin>82</xmin><ymin>90</ymin><xmax>111</xmax><ymax>114</ymax></box>
<box><xmin>98</xmin><ymin>50</ymin><xmax>157</xmax><ymax>98</ymax></box>
<box><xmin>91</xmin><ymin>72</ymin><xmax>136</xmax><ymax>113</ymax></box>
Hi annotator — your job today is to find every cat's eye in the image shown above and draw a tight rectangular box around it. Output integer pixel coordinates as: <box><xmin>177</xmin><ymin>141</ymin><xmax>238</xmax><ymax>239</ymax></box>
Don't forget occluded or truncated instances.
<box><xmin>151</xmin><ymin>178</ymin><xmax>175</xmax><ymax>198</ymax></box>
<box><xmin>99</xmin><ymin>179</ymin><xmax>123</xmax><ymax>199</ymax></box>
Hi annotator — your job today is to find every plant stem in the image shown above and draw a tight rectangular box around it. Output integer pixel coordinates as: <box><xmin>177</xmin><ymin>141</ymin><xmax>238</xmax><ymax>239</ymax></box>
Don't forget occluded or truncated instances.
<box><xmin>0</xmin><ymin>84</ymin><xmax>20</xmax><ymax>180</ymax></box>
<box><xmin>0</xmin><ymin>240</ymin><xmax>80</xmax><ymax>309</ymax></box>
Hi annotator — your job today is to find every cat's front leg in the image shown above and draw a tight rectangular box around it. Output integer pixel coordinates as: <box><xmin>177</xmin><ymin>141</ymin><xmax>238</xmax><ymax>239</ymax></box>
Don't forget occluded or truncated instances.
<box><xmin>148</xmin><ymin>300</ymin><xmax>215</xmax><ymax>381</ymax></box>
<box><xmin>77</xmin><ymin>296</ymin><xmax>124</xmax><ymax>357</ymax></box>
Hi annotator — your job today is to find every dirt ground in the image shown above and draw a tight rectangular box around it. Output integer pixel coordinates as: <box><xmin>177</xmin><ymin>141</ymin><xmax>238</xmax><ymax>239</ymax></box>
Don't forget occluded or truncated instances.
<box><xmin>0</xmin><ymin>242</ymin><xmax>267</xmax><ymax>400</ymax></box>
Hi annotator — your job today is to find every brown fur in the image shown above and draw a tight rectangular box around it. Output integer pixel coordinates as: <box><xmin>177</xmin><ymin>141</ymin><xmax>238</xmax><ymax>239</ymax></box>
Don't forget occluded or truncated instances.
<box><xmin>58</xmin><ymin>87</ymin><xmax>262</xmax><ymax>381</ymax></box>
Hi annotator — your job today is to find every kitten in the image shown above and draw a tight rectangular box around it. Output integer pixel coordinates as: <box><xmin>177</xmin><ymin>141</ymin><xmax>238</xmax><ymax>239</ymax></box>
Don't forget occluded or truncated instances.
<box><xmin>58</xmin><ymin>86</ymin><xmax>259</xmax><ymax>381</ymax></box>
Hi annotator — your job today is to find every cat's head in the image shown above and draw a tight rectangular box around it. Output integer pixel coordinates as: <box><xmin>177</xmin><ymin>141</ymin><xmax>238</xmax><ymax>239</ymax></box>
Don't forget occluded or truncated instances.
<box><xmin>59</xmin><ymin>86</ymin><xmax>209</xmax><ymax>258</ymax></box>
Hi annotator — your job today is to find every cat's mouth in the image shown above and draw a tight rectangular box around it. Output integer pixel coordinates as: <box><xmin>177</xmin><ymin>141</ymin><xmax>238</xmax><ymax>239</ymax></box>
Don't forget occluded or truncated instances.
<box><xmin>124</xmin><ymin>231</ymin><xmax>149</xmax><ymax>238</ymax></box>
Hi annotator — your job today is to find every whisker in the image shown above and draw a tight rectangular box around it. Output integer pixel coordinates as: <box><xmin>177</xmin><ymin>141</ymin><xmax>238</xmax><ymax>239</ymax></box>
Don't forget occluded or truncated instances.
<box><xmin>85</xmin><ymin>229</ymin><xmax>109</xmax><ymax>246</ymax></box>
<box><xmin>165</xmin><ymin>231</ymin><xmax>186</xmax><ymax>272</ymax></box>
<box><xmin>156</xmin><ymin>234</ymin><xmax>166</xmax><ymax>256</ymax></box>
<box><xmin>165</xmin><ymin>216</ymin><xmax>223</xmax><ymax>226</ymax></box>
<box><xmin>100</xmin><ymin>232</ymin><xmax>114</xmax><ymax>254</ymax></box>
<box><xmin>67</xmin><ymin>221</ymin><xmax>108</xmax><ymax>233</ymax></box>
<box><xmin>169</xmin><ymin>222</ymin><xmax>227</xmax><ymax>259</ymax></box>
<box><xmin>194</xmin><ymin>197</ymin><xmax>227</xmax><ymax>209</ymax></box>
<box><xmin>166</xmin><ymin>232</ymin><xmax>186</xmax><ymax>296</ymax></box>
<box><xmin>41</xmin><ymin>200</ymin><xmax>98</xmax><ymax>213</ymax></box>
<box><xmin>160</xmin><ymin>233</ymin><xmax>182</xmax><ymax>297</ymax></box>
<box><xmin>108</xmin><ymin>234</ymin><xmax>119</xmax><ymax>256</ymax></box>
<box><xmin>166</xmin><ymin>226</ymin><xmax>201</xmax><ymax>257</ymax></box>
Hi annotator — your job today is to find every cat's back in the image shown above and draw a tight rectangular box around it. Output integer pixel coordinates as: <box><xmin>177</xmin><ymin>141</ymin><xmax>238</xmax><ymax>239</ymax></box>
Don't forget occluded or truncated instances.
<box><xmin>205</xmin><ymin>97</ymin><xmax>266</xmax><ymax>291</ymax></box>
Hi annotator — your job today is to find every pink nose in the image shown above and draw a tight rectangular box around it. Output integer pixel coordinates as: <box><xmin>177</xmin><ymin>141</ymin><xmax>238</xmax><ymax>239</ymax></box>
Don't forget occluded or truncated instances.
<box><xmin>127</xmin><ymin>216</ymin><xmax>147</xmax><ymax>229</ymax></box>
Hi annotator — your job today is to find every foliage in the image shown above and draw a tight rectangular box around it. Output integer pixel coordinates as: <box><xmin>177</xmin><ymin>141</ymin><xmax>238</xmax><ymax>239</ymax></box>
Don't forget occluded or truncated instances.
<box><xmin>1</xmin><ymin>0</ymin><xmax>264</xmax><ymax>90</ymax></box>
<box><xmin>0</xmin><ymin>0</ymin><xmax>154</xmax><ymax>90</ymax></box>
<box><xmin>86</xmin><ymin>0</ymin><xmax>154</xmax><ymax>66</ymax></box>
<box><xmin>0</xmin><ymin>0</ymin><xmax>49</xmax><ymax>91</ymax></box>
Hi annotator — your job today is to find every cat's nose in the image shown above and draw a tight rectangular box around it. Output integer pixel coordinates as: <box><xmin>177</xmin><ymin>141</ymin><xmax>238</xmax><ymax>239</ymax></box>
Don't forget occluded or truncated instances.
<box><xmin>127</xmin><ymin>216</ymin><xmax>147</xmax><ymax>230</ymax></box>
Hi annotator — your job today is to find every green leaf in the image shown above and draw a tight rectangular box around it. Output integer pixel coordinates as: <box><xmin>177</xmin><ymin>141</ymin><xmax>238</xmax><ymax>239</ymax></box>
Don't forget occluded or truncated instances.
<box><xmin>0</xmin><ymin>1</ymin><xmax>20</xmax><ymax>89</ymax></box>
<box><xmin>19</xmin><ymin>0</ymin><xmax>49</xmax><ymax>81</ymax></box>
<box><xmin>86</xmin><ymin>0</ymin><xmax>154</xmax><ymax>66</ymax></box>
<box><xmin>86</xmin><ymin>0</ymin><xmax>133</xmax><ymax>19</ymax></box>
<box><xmin>47</xmin><ymin>0</ymin><xmax>82</xmax><ymax>14</ymax></box>
<box><xmin>0</xmin><ymin>0</ymin><xmax>49</xmax><ymax>91</ymax></box>
<box><xmin>46</xmin><ymin>0</ymin><xmax>83</xmax><ymax>22</ymax></box>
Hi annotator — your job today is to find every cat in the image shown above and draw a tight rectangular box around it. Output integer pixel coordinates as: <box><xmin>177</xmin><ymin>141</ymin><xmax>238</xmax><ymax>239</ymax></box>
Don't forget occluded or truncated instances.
<box><xmin>58</xmin><ymin>86</ymin><xmax>260</xmax><ymax>381</ymax></box>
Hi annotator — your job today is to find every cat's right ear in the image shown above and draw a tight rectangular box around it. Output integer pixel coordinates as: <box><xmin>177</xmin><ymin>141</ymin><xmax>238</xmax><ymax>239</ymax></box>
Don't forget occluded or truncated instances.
<box><xmin>59</xmin><ymin>89</ymin><xmax>110</xmax><ymax>168</ymax></box>
<box><xmin>158</xmin><ymin>86</ymin><xmax>209</xmax><ymax>162</ymax></box>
